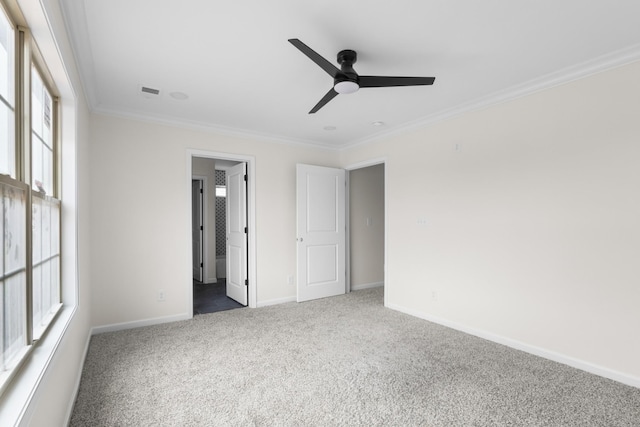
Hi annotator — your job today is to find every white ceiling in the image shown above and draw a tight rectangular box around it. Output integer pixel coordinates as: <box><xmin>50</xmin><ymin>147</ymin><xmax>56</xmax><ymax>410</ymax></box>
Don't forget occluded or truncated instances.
<box><xmin>60</xmin><ymin>0</ymin><xmax>640</xmax><ymax>149</ymax></box>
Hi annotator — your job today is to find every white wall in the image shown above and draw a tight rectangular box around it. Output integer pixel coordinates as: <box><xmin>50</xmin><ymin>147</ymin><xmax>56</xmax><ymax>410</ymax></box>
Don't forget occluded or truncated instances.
<box><xmin>89</xmin><ymin>59</ymin><xmax>640</xmax><ymax>385</ymax></box>
<box><xmin>192</xmin><ymin>157</ymin><xmax>217</xmax><ymax>282</ymax></box>
<box><xmin>349</xmin><ymin>164</ymin><xmax>385</xmax><ymax>289</ymax></box>
<box><xmin>341</xmin><ymin>60</ymin><xmax>640</xmax><ymax>384</ymax></box>
<box><xmin>4</xmin><ymin>2</ymin><xmax>637</xmax><ymax>425</ymax></box>
<box><xmin>89</xmin><ymin>115</ymin><xmax>338</xmax><ymax>327</ymax></box>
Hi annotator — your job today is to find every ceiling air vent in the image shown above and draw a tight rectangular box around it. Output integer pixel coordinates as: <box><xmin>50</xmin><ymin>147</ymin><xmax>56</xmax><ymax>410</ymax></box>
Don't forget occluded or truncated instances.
<box><xmin>141</xmin><ymin>86</ymin><xmax>160</xmax><ymax>95</ymax></box>
<box><xmin>139</xmin><ymin>85</ymin><xmax>161</xmax><ymax>98</ymax></box>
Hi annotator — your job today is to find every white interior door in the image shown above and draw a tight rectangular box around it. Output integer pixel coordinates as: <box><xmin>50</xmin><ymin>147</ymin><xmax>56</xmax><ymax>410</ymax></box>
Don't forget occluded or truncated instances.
<box><xmin>296</xmin><ymin>164</ymin><xmax>346</xmax><ymax>302</ymax></box>
<box><xmin>226</xmin><ymin>163</ymin><xmax>248</xmax><ymax>305</ymax></box>
<box><xmin>192</xmin><ymin>180</ymin><xmax>203</xmax><ymax>282</ymax></box>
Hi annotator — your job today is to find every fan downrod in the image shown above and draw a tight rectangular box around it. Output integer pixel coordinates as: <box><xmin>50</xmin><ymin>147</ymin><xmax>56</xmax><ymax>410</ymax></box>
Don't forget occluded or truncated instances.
<box><xmin>337</xmin><ymin>49</ymin><xmax>357</xmax><ymax>65</ymax></box>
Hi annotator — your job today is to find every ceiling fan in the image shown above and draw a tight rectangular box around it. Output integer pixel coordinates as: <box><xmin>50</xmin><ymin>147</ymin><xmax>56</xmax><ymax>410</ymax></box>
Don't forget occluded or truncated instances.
<box><xmin>288</xmin><ymin>38</ymin><xmax>436</xmax><ymax>114</ymax></box>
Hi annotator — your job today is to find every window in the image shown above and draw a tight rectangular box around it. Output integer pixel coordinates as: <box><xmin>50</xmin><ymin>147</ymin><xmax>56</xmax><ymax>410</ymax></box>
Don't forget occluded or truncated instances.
<box><xmin>0</xmin><ymin>5</ymin><xmax>15</xmax><ymax>178</ymax></box>
<box><xmin>1</xmin><ymin>178</ymin><xmax>28</xmax><ymax>372</ymax></box>
<box><xmin>0</xmin><ymin>1</ymin><xmax>61</xmax><ymax>393</ymax></box>
<box><xmin>31</xmin><ymin>67</ymin><xmax>54</xmax><ymax>195</ymax></box>
<box><xmin>30</xmin><ymin>66</ymin><xmax>61</xmax><ymax>340</ymax></box>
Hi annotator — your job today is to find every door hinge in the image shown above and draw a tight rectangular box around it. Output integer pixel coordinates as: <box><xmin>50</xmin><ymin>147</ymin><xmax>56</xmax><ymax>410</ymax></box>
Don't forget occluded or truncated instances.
<box><xmin>200</xmin><ymin>189</ymin><xmax>203</xmax><ymax>193</ymax></box>
<box><xmin>200</xmin><ymin>262</ymin><xmax>203</xmax><ymax>267</ymax></box>
<box><xmin>244</xmin><ymin>226</ymin><xmax>248</xmax><ymax>233</ymax></box>
<box><xmin>244</xmin><ymin>279</ymin><xmax>248</xmax><ymax>286</ymax></box>
<box><xmin>200</xmin><ymin>225</ymin><xmax>203</xmax><ymax>230</ymax></box>
<box><xmin>244</xmin><ymin>174</ymin><xmax>247</xmax><ymax>182</ymax></box>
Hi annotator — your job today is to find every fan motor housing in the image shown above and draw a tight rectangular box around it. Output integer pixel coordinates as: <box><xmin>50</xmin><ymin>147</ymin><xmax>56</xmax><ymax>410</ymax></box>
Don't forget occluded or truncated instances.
<box><xmin>337</xmin><ymin>49</ymin><xmax>358</xmax><ymax>83</ymax></box>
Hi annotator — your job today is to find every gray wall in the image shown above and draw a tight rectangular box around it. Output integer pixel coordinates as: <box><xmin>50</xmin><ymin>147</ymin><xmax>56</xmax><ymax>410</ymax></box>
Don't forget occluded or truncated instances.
<box><xmin>349</xmin><ymin>164</ymin><xmax>385</xmax><ymax>289</ymax></box>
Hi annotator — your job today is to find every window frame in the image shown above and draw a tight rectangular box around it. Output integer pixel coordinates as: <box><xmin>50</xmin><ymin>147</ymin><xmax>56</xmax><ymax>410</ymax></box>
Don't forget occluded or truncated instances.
<box><xmin>0</xmin><ymin>0</ymin><xmax>62</xmax><ymax>396</ymax></box>
<box><xmin>0</xmin><ymin>1</ymin><xmax>16</xmax><ymax>178</ymax></box>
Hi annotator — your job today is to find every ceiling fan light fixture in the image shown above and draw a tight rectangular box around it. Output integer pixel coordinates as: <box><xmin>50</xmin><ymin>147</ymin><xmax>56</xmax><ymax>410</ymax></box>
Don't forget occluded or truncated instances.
<box><xmin>334</xmin><ymin>80</ymin><xmax>359</xmax><ymax>94</ymax></box>
<box><xmin>288</xmin><ymin>38</ymin><xmax>434</xmax><ymax>113</ymax></box>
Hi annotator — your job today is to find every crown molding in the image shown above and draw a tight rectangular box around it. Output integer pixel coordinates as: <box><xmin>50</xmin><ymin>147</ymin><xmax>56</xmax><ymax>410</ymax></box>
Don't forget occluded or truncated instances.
<box><xmin>92</xmin><ymin>105</ymin><xmax>341</xmax><ymax>151</ymax></box>
<box><xmin>59</xmin><ymin>0</ymin><xmax>98</xmax><ymax>109</ymax></box>
<box><xmin>342</xmin><ymin>44</ymin><xmax>640</xmax><ymax>151</ymax></box>
<box><xmin>60</xmin><ymin>0</ymin><xmax>640</xmax><ymax>153</ymax></box>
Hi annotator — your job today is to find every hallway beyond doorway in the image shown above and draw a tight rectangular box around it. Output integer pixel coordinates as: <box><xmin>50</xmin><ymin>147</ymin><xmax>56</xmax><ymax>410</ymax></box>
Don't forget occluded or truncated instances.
<box><xmin>193</xmin><ymin>280</ymin><xmax>244</xmax><ymax>314</ymax></box>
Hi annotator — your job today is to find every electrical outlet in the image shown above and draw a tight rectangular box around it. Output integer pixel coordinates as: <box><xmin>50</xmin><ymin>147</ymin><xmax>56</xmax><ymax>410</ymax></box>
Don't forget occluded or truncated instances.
<box><xmin>157</xmin><ymin>290</ymin><xmax>166</xmax><ymax>302</ymax></box>
<box><xmin>287</xmin><ymin>275</ymin><xmax>294</xmax><ymax>285</ymax></box>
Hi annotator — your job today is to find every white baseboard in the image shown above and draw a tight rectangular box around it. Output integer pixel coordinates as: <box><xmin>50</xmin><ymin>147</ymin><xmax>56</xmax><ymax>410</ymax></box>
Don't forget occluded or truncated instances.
<box><xmin>257</xmin><ymin>296</ymin><xmax>296</xmax><ymax>308</ymax></box>
<box><xmin>351</xmin><ymin>281</ymin><xmax>384</xmax><ymax>291</ymax></box>
<box><xmin>257</xmin><ymin>285</ymin><xmax>384</xmax><ymax>307</ymax></box>
<box><xmin>386</xmin><ymin>302</ymin><xmax>640</xmax><ymax>389</ymax></box>
<box><xmin>63</xmin><ymin>328</ymin><xmax>92</xmax><ymax>425</ymax></box>
<box><xmin>91</xmin><ymin>313</ymin><xmax>191</xmax><ymax>335</ymax></box>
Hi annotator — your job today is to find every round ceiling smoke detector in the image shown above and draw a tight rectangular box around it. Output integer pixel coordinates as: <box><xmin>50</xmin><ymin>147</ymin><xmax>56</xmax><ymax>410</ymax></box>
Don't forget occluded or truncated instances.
<box><xmin>170</xmin><ymin>91</ymin><xmax>189</xmax><ymax>100</ymax></box>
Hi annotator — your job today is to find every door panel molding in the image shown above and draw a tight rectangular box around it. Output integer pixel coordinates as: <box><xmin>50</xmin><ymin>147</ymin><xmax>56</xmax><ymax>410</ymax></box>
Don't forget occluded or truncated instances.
<box><xmin>226</xmin><ymin>162</ymin><xmax>248</xmax><ymax>305</ymax></box>
<box><xmin>296</xmin><ymin>164</ymin><xmax>346</xmax><ymax>302</ymax></box>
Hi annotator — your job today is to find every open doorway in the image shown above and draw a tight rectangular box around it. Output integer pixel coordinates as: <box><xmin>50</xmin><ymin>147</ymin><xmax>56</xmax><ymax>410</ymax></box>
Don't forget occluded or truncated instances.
<box><xmin>190</xmin><ymin>155</ymin><xmax>250</xmax><ymax>314</ymax></box>
<box><xmin>348</xmin><ymin>162</ymin><xmax>385</xmax><ymax>300</ymax></box>
<box><xmin>294</xmin><ymin>161</ymin><xmax>385</xmax><ymax>304</ymax></box>
<box><xmin>295</xmin><ymin>161</ymin><xmax>385</xmax><ymax>304</ymax></box>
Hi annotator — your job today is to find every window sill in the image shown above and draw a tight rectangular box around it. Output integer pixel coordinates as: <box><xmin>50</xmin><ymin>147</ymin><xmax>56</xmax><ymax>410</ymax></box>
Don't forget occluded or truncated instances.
<box><xmin>0</xmin><ymin>304</ymin><xmax>77</xmax><ymax>426</ymax></box>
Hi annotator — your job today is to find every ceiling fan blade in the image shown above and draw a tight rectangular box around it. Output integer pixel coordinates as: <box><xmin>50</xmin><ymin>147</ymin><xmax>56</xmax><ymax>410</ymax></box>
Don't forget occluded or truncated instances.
<box><xmin>288</xmin><ymin>39</ymin><xmax>340</xmax><ymax>78</ymax></box>
<box><xmin>309</xmin><ymin>88</ymin><xmax>339</xmax><ymax>114</ymax></box>
<box><xmin>359</xmin><ymin>76</ymin><xmax>435</xmax><ymax>88</ymax></box>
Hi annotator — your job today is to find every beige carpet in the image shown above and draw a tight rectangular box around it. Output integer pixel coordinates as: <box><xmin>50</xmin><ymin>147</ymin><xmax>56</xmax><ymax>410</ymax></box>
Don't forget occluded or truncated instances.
<box><xmin>70</xmin><ymin>288</ymin><xmax>640</xmax><ymax>426</ymax></box>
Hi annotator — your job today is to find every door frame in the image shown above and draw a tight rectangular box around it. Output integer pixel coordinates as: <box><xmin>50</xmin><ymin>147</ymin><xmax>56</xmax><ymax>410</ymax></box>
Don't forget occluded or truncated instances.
<box><xmin>345</xmin><ymin>157</ymin><xmax>387</xmax><ymax>307</ymax></box>
<box><xmin>186</xmin><ymin>150</ymin><xmax>257</xmax><ymax>316</ymax></box>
